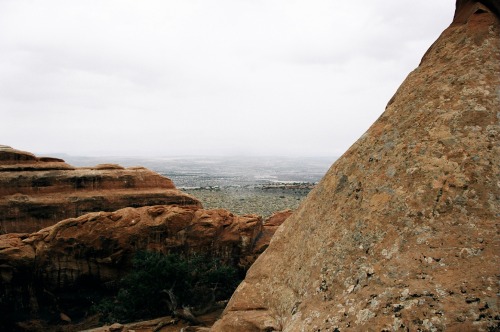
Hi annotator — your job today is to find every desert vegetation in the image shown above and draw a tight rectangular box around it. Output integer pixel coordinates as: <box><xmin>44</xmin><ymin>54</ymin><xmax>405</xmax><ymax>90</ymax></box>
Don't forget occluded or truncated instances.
<box><xmin>93</xmin><ymin>251</ymin><xmax>242</xmax><ymax>324</ymax></box>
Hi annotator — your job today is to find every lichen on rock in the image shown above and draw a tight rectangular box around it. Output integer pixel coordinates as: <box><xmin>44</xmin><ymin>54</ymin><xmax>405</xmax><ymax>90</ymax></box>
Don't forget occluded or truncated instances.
<box><xmin>212</xmin><ymin>2</ymin><xmax>500</xmax><ymax>331</ymax></box>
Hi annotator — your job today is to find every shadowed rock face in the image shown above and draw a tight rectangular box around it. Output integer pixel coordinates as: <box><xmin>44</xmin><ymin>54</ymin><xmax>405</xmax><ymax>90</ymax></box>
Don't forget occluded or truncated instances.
<box><xmin>213</xmin><ymin>2</ymin><xmax>500</xmax><ymax>331</ymax></box>
<box><xmin>455</xmin><ymin>0</ymin><xmax>500</xmax><ymax>22</ymax></box>
<box><xmin>0</xmin><ymin>146</ymin><xmax>201</xmax><ymax>233</ymax></box>
<box><xmin>0</xmin><ymin>206</ymin><xmax>289</xmax><ymax>327</ymax></box>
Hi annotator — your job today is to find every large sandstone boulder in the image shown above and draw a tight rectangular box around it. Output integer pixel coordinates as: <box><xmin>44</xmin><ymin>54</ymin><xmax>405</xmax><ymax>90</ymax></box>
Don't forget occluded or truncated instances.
<box><xmin>0</xmin><ymin>205</ymin><xmax>289</xmax><ymax>328</ymax></box>
<box><xmin>0</xmin><ymin>146</ymin><xmax>201</xmax><ymax>233</ymax></box>
<box><xmin>213</xmin><ymin>2</ymin><xmax>500</xmax><ymax>331</ymax></box>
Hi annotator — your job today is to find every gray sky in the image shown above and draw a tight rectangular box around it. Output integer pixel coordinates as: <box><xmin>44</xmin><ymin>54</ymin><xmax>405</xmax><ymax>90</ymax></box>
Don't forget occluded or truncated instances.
<box><xmin>0</xmin><ymin>0</ymin><xmax>455</xmax><ymax>157</ymax></box>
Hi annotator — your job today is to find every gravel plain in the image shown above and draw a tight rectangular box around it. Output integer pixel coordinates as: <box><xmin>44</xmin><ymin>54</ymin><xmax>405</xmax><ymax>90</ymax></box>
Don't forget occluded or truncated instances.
<box><xmin>183</xmin><ymin>184</ymin><xmax>314</xmax><ymax>218</ymax></box>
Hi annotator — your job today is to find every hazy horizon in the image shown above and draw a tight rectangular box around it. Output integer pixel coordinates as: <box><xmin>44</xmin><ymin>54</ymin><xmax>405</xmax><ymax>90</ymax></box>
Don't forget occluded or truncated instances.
<box><xmin>0</xmin><ymin>1</ymin><xmax>455</xmax><ymax>157</ymax></box>
<box><xmin>32</xmin><ymin>150</ymin><xmax>339</xmax><ymax>159</ymax></box>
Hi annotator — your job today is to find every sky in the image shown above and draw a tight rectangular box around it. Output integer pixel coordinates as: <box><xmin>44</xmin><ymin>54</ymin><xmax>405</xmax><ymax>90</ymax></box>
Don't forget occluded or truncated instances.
<box><xmin>0</xmin><ymin>0</ymin><xmax>455</xmax><ymax>157</ymax></box>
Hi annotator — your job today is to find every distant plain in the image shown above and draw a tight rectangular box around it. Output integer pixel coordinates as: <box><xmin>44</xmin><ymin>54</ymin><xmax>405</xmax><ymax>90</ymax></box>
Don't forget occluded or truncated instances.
<box><xmin>61</xmin><ymin>155</ymin><xmax>335</xmax><ymax>217</ymax></box>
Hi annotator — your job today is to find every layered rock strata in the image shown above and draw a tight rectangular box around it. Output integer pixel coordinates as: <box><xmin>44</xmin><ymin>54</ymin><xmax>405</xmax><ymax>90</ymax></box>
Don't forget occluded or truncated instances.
<box><xmin>0</xmin><ymin>205</ymin><xmax>289</xmax><ymax>328</ymax></box>
<box><xmin>0</xmin><ymin>146</ymin><xmax>200</xmax><ymax>233</ymax></box>
<box><xmin>213</xmin><ymin>2</ymin><xmax>500</xmax><ymax>331</ymax></box>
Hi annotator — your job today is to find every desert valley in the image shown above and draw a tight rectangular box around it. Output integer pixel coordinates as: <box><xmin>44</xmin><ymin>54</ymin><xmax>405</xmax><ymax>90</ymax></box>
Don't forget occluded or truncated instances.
<box><xmin>1</xmin><ymin>0</ymin><xmax>499</xmax><ymax>331</ymax></box>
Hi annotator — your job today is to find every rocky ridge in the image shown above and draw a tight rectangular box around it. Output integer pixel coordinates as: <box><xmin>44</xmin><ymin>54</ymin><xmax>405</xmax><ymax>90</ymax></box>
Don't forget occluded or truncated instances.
<box><xmin>0</xmin><ymin>145</ymin><xmax>200</xmax><ymax>233</ymax></box>
<box><xmin>0</xmin><ymin>206</ymin><xmax>290</xmax><ymax>329</ymax></box>
<box><xmin>213</xmin><ymin>2</ymin><xmax>500</xmax><ymax>331</ymax></box>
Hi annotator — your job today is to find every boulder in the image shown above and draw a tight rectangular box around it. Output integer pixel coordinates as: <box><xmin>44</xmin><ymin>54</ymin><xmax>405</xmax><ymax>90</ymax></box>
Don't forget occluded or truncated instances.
<box><xmin>213</xmin><ymin>2</ymin><xmax>500</xmax><ymax>331</ymax></box>
<box><xmin>0</xmin><ymin>205</ymin><xmax>282</xmax><ymax>328</ymax></box>
<box><xmin>0</xmin><ymin>146</ymin><xmax>201</xmax><ymax>233</ymax></box>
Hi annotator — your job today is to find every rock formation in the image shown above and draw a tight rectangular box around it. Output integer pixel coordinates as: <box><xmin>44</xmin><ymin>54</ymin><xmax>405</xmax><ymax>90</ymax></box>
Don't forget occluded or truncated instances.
<box><xmin>0</xmin><ymin>145</ymin><xmax>201</xmax><ymax>233</ymax></box>
<box><xmin>213</xmin><ymin>2</ymin><xmax>500</xmax><ymax>331</ymax></box>
<box><xmin>0</xmin><ymin>205</ymin><xmax>289</xmax><ymax>329</ymax></box>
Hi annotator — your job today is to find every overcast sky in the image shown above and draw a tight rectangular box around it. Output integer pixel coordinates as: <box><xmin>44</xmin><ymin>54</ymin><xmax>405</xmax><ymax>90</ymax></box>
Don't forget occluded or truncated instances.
<box><xmin>0</xmin><ymin>0</ymin><xmax>455</xmax><ymax>157</ymax></box>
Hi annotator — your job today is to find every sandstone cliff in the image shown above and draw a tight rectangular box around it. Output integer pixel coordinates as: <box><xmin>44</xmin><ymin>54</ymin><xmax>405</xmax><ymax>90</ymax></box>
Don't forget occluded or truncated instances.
<box><xmin>213</xmin><ymin>2</ymin><xmax>500</xmax><ymax>331</ymax></box>
<box><xmin>0</xmin><ymin>145</ymin><xmax>201</xmax><ymax>233</ymax></box>
<box><xmin>0</xmin><ymin>206</ymin><xmax>289</xmax><ymax>329</ymax></box>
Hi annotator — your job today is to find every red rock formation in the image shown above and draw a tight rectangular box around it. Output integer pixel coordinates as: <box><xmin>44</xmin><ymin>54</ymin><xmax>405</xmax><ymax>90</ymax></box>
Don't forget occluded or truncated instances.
<box><xmin>241</xmin><ymin>210</ymin><xmax>293</xmax><ymax>269</ymax></box>
<box><xmin>254</xmin><ymin>210</ymin><xmax>292</xmax><ymax>253</ymax></box>
<box><xmin>213</xmin><ymin>2</ymin><xmax>500</xmax><ymax>331</ymax></box>
<box><xmin>0</xmin><ymin>205</ymin><xmax>287</xmax><ymax>328</ymax></box>
<box><xmin>0</xmin><ymin>146</ymin><xmax>201</xmax><ymax>233</ymax></box>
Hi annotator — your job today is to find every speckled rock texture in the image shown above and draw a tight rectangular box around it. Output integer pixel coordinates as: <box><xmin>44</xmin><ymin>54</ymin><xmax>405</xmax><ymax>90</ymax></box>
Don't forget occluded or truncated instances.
<box><xmin>0</xmin><ymin>145</ymin><xmax>201</xmax><ymax>233</ymax></box>
<box><xmin>212</xmin><ymin>2</ymin><xmax>500</xmax><ymax>331</ymax></box>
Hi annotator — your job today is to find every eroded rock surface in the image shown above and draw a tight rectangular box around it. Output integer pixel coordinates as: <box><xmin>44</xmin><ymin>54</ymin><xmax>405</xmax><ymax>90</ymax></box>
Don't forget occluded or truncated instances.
<box><xmin>0</xmin><ymin>146</ymin><xmax>200</xmax><ymax>233</ymax></box>
<box><xmin>213</xmin><ymin>2</ymin><xmax>500</xmax><ymax>331</ymax></box>
<box><xmin>0</xmin><ymin>204</ymin><xmax>289</xmax><ymax>328</ymax></box>
<box><xmin>241</xmin><ymin>210</ymin><xmax>293</xmax><ymax>269</ymax></box>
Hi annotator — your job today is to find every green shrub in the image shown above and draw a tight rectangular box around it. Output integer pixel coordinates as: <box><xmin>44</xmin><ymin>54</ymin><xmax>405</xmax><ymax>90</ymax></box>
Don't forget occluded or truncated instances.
<box><xmin>93</xmin><ymin>251</ymin><xmax>241</xmax><ymax>323</ymax></box>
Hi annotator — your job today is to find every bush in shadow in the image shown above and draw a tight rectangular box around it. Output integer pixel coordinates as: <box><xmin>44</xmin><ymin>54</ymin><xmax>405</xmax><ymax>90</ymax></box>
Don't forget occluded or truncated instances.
<box><xmin>93</xmin><ymin>251</ymin><xmax>241</xmax><ymax>323</ymax></box>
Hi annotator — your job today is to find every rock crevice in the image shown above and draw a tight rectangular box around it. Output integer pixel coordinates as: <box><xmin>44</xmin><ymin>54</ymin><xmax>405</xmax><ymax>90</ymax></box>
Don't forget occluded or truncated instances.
<box><xmin>0</xmin><ymin>207</ymin><xmax>290</xmax><ymax>327</ymax></box>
